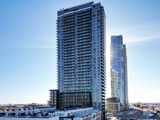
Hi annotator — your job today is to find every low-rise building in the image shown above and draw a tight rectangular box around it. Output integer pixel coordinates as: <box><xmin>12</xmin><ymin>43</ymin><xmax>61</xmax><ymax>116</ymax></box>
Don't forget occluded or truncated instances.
<box><xmin>0</xmin><ymin>104</ymin><xmax>50</xmax><ymax>112</ymax></box>
<box><xmin>49</xmin><ymin>89</ymin><xmax>59</xmax><ymax>109</ymax></box>
<box><xmin>0</xmin><ymin>107</ymin><xmax>101</xmax><ymax>120</ymax></box>
<box><xmin>107</xmin><ymin>97</ymin><xmax>120</xmax><ymax>113</ymax></box>
<box><xmin>0</xmin><ymin>117</ymin><xmax>59</xmax><ymax>120</ymax></box>
<box><xmin>140</xmin><ymin>104</ymin><xmax>148</xmax><ymax>109</ymax></box>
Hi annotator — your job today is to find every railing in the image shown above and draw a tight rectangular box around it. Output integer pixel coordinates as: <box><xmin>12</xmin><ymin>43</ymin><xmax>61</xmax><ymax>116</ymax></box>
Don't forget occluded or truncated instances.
<box><xmin>77</xmin><ymin>42</ymin><xmax>91</xmax><ymax>47</ymax></box>
<box><xmin>77</xmin><ymin>45</ymin><xmax>91</xmax><ymax>49</ymax></box>
<box><xmin>63</xmin><ymin>42</ymin><xmax>75</xmax><ymax>46</ymax></box>
<box><xmin>77</xmin><ymin>51</ymin><xmax>91</xmax><ymax>55</ymax></box>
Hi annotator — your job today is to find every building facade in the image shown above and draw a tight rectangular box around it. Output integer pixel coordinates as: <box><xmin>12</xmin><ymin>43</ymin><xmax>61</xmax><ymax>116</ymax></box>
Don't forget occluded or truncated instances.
<box><xmin>49</xmin><ymin>90</ymin><xmax>59</xmax><ymax>108</ymax></box>
<box><xmin>110</xmin><ymin>35</ymin><xmax>128</xmax><ymax>108</ymax></box>
<box><xmin>0</xmin><ymin>108</ymin><xmax>101</xmax><ymax>120</ymax></box>
<box><xmin>55</xmin><ymin>1</ymin><xmax>106</xmax><ymax>118</ymax></box>
<box><xmin>123</xmin><ymin>45</ymin><xmax>128</xmax><ymax>107</ymax></box>
<box><xmin>106</xmin><ymin>97</ymin><xmax>120</xmax><ymax>113</ymax></box>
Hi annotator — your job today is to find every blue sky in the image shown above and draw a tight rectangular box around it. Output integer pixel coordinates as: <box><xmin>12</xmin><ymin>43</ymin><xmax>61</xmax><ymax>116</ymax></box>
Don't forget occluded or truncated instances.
<box><xmin>0</xmin><ymin>0</ymin><xmax>160</xmax><ymax>104</ymax></box>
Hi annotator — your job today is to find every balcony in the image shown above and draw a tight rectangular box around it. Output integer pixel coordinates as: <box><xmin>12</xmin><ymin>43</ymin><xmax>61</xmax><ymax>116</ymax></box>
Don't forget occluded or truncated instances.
<box><xmin>76</xmin><ymin>29</ymin><xmax>90</xmax><ymax>33</ymax></box>
<box><xmin>63</xmin><ymin>36</ymin><xmax>74</xmax><ymax>40</ymax></box>
<box><xmin>74</xmin><ymin>84</ymin><xmax>92</xmax><ymax>87</ymax></box>
<box><xmin>63</xmin><ymin>51</ymin><xmax>75</xmax><ymax>54</ymax></box>
<box><xmin>63</xmin><ymin>16</ymin><xmax>75</xmax><ymax>21</ymax></box>
<box><xmin>77</xmin><ymin>41</ymin><xmax>91</xmax><ymax>47</ymax></box>
<box><xmin>76</xmin><ymin>12</ymin><xmax>91</xmax><ymax>17</ymax></box>
<box><xmin>77</xmin><ymin>56</ymin><xmax>91</xmax><ymax>60</ymax></box>
<box><xmin>77</xmin><ymin>66</ymin><xmax>91</xmax><ymax>69</ymax></box>
<box><xmin>63</xmin><ymin>70</ymin><xmax>75</xmax><ymax>74</ymax></box>
<box><xmin>77</xmin><ymin>56</ymin><xmax>91</xmax><ymax>62</ymax></box>
<box><xmin>76</xmin><ymin>36</ymin><xmax>90</xmax><ymax>40</ymax></box>
<box><xmin>63</xmin><ymin>79</ymin><xmax>75</xmax><ymax>82</ymax></box>
<box><xmin>63</xmin><ymin>73</ymin><xmax>75</xmax><ymax>77</ymax></box>
<box><xmin>77</xmin><ymin>68</ymin><xmax>91</xmax><ymax>72</ymax></box>
<box><xmin>77</xmin><ymin>44</ymin><xmax>91</xmax><ymax>49</ymax></box>
<box><xmin>77</xmin><ymin>42</ymin><xmax>91</xmax><ymax>47</ymax></box>
<box><xmin>63</xmin><ymin>30</ymin><xmax>75</xmax><ymax>34</ymax></box>
<box><xmin>63</xmin><ymin>46</ymin><xmax>75</xmax><ymax>50</ymax></box>
<box><xmin>63</xmin><ymin>78</ymin><xmax>75</xmax><ymax>81</ymax></box>
<box><xmin>63</xmin><ymin>28</ymin><xmax>75</xmax><ymax>32</ymax></box>
<box><xmin>77</xmin><ymin>71</ymin><xmax>91</xmax><ymax>75</ymax></box>
<box><xmin>76</xmin><ymin>33</ymin><xmax>90</xmax><ymax>37</ymax></box>
<box><xmin>77</xmin><ymin>49</ymin><xmax>91</xmax><ymax>53</ymax></box>
<box><xmin>76</xmin><ymin>24</ymin><xmax>91</xmax><ymax>29</ymax></box>
<box><xmin>63</xmin><ymin>33</ymin><xmax>75</xmax><ymax>37</ymax></box>
<box><xmin>63</xmin><ymin>39</ymin><xmax>75</xmax><ymax>43</ymax></box>
<box><xmin>77</xmin><ymin>51</ymin><xmax>91</xmax><ymax>55</ymax></box>
<box><xmin>76</xmin><ymin>18</ymin><xmax>91</xmax><ymax>23</ymax></box>
<box><xmin>77</xmin><ymin>54</ymin><xmax>91</xmax><ymax>57</ymax></box>
<box><xmin>63</xmin><ymin>17</ymin><xmax>75</xmax><ymax>21</ymax></box>
<box><xmin>63</xmin><ymin>59</ymin><xmax>75</xmax><ymax>62</ymax></box>
<box><xmin>76</xmin><ymin>79</ymin><xmax>91</xmax><ymax>82</ymax></box>
<box><xmin>77</xmin><ymin>63</ymin><xmax>91</xmax><ymax>66</ymax></box>
<box><xmin>75</xmin><ymin>80</ymin><xmax>91</xmax><ymax>83</ymax></box>
<box><xmin>76</xmin><ymin>15</ymin><xmax>91</xmax><ymax>20</ymax></box>
<box><xmin>76</xmin><ymin>27</ymin><xmax>91</xmax><ymax>32</ymax></box>
<box><xmin>63</xmin><ymin>64</ymin><xmax>75</xmax><ymax>68</ymax></box>
<box><xmin>63</xmin><ymin>42</ymin><xmax>75</xmax><ymax>46</ymax></box>
<box><xmin>64</xmin><ymin>63</ymin><xmax>75</xmax><ymax>66</ymax></box>
<box><xmin>63</xmin><ymin>44</ymin><xmax>75</xmax><ymax>48</ymax></box>
<box><xmin>63</xmin><ymin>67</ymin><xmax>75</xmax><ymax>71</ymax></box>
<box><xmin>63</xmin><ymin>53</ymin><xmax>75</xmax><ymax>57</ymax></box>
<box><xmin>63</xmin><ymin>75</ymin><xmax>75</xmax><ymax>78</ymax></box>
<box><xmin>63</xmin><ymin>21</ymin><xmax>75</xmax><ymax>25</ymax></box>
<box><xmin>63</xmin><ymin>56</ymin><xmax>75</xmax><ymax>60</ymax></box>
<box><xmin>63</xmin><ymin>24</ymin><xmax>75</xmax><ymax>29</ymax></box>
<box><xmin>63</xmin><ymin>76</ymin><xmax>75</xmax><ymax>80</ymax></box>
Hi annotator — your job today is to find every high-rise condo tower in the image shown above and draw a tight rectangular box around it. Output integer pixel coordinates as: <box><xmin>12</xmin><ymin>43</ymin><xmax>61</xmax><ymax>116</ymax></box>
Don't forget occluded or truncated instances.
<box><xmin>110</xmin><ymin>35</ymin><xmax>128</xmax><ymax>108</ymax></box>
<box><xmin>50</xmin><ymin>2</ymin><xmax>106</xmax><ymax>118</ymax></box>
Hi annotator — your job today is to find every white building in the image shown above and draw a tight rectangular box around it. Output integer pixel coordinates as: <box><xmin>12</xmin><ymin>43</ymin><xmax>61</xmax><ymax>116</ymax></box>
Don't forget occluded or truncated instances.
<box><xmin>0</xmin><ymin>108</ymin><xmax>101</xmax><ymax>120</ymax></box>
<box><xmin>111</xmin><ymin>69</ymin><xmax>119</xmax><ymax>98</ymax></box>
<box><xmin>0</xmin><ymin>118</ymin><xmax>59</xmax><ymax>120</ymax></box>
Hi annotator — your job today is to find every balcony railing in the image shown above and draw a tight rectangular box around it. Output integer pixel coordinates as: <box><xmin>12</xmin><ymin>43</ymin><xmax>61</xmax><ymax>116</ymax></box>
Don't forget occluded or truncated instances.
<box><xmin>63</xmin><ymin>24</ymin><xmax>75</xmax><ymax>29</ymax></box>
<box><xmin>63</xmin><ymin>42</ymin><xmax>75</xmax><ymax>46</ymax></box>
<box><xmin>63</xmin><ymin>36</ymin><xmax>74</xmax><ymax>40</ymax></box>
<box><xmin>77</xmin><ymin>42</ymin><xmax>91</xmax><ymax>47</ymax></box>
<box><xmin>76</xmin><ymin>35</ymin><xmax>90</xmax><ymax>39</ymax></box>
<box><xmin>76</xmin><ymin>12</ymin><xmax>91</xmax><ymax>17</ymax></box>
<box><xmin>63</xmin><ymin>39</ymin><xmax>75</xmax><ymax>43</ymax></box>
<box><xmin>77</xmin><ymin>51</ymin><xmax>91</xmax><ymax>55</ymax></box>
<box><xmin>77</xmin><ymin>45</ymin><xmax>91</xmax><ymax>49</ymax></box>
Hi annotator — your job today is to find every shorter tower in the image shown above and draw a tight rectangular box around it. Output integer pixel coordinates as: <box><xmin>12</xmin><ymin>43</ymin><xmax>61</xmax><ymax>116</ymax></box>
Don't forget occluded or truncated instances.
<box><xmin>110</xmin><ymin>35</ymin><xmax>128</xmax><ymax>108</ymax></box>
<box><xmin>107</xmin><ymin>97</ymin><xmax>120</xmax><ymax>113</ymax></box>
<box><xmin>49</xmin><ymin>89</ymin><xmax>59</xmax><ymax>108</ymax></box>
<box><xmin>123</xmin><ymin>45</ymin><xmax>128</xmax><ymax>106</ymax></box>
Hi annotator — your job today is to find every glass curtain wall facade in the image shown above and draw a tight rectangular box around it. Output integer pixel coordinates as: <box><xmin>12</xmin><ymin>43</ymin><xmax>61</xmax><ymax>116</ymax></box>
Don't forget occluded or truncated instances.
<box><xmin>49</xmin><ymin>89</ymin><xmax>59</xmax><ymax>108</ymax></box>
<box><xmin>110</xmin><ymin>35</ymin><xmax>128</xmax><ymax>108</ymax></box>
<box><xmin>123</xmin><ymin>45</ymin><xmax>128</xmax><ymax>106</ymax></box>
<box><xmin>56</xmin><ymin>1</ymin><xmax>106</xmax><ymax>117</ymax></box>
